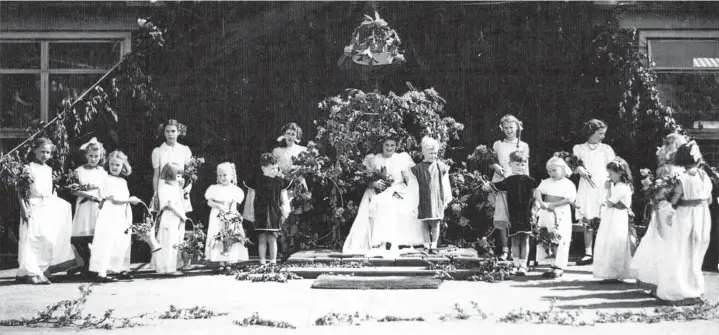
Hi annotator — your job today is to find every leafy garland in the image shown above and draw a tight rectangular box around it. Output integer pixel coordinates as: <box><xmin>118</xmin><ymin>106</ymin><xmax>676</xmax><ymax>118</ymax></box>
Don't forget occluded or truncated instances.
<box><xmin>338</xmin><ymin>11</ymin><xmax>405</xmax><ymax>68</ymax></box>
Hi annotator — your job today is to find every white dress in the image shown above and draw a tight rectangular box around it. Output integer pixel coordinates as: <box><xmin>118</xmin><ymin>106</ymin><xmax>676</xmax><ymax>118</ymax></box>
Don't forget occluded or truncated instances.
<box><xmin>573</xmin><ymin>143</ymin><xmax>615</xmax><ymax>220</ymax></box>
<box><xmin>657</xmin><ymin>169</ymin><xmax>713</xmax><ymax>301</ymax></box>
<box><xmin>16</xmin><ymin>162</ymin><xmax>75</xmax><ymax>277</ymax></box>
<box><xmin>205</xmin><ymin>184</ymin><xmax>248</xmax><ymax>263</ymax></box>
<box><xmin>630</xmin><ymin>200</ymin><xmax>674</xmax><ymax>287</ymax></box>
<box><xmin>343</xmin><ymin>152</ymin><xmax>420</xmax><ymax>253</ymax></box>
<box><xmin>593</xmin><ymin>182</ymin><xmax>633</xmax><ymax>280</ymax></box>
<box><xmin>151</xmin><ymin>182</ymin><xmax>185</xmax><ymax>273</ymax></box>
<box><xmin>273</xmin><ymin>145</ymin><xmax>308</xmax><ymax>215</ymax></box>
<box><xmin>491</xmin><ymin>140</ymin><xmax>530</xmax><ymax>228</ymax></box>
<box><xmin>71</xmin><ymin>166</ymin><xmax>108</xmax><ymax>236</ymax></box>
<box><xmin>152</xmin><ymin>142</ymin><xmax>193</xmax><ymax>211</ymax></box>
<box><xmin>88</xmin><ymin>176</ymin><xmax>132</xmax><ymax>277</ymax></box>
<box><xmin>535</xmin><ymin>177</ymin><xmax>576</xmax><ymax>270</ymax></box>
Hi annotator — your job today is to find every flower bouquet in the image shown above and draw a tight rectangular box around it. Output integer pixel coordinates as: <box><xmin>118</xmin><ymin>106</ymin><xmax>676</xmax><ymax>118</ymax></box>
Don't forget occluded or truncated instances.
<box><xmin>573</xmin><ymin>204</ymin><xmax>601</xmax><ymax>232</ymax></box>
<box><xmin>0</xmin><ymin>160</ymin><xmax>34</xmax><ymax>201</ymax></box>
<box><xmin>553</xmin><ymin>151</ymin><xmax>596</xmax><ymax>188</ymax></box>
<box><xmin>214</xmin><ymin>210</ymin><xmax>252</xmax><ymax>255</ymax></box>
<box><xmin>183</xmin><ymin>156</ymin><xmax>206</xmax><ymax>188</ymax></box>
<box><xmin>468</xmin><ymin>145</ymin><xmax>499</xmax><ymax>168</ymax></box>
<box><xmin>175</xmin><ymin>220</ymin><xmax>206</xmax><ymax>267</ymax></box>
<box><xmin>531</xmin><ymin>209</ymin><xmax>561</xmax><ymax>257</ymax></box>
<box><xmin>338</xmin><ymin>11</ymin><xmax>405</xmax><ymax>68</ymax></box>
<box><xmin>125</xmin><ymin>201</ymin><xmax>162</xmax><ymax>253</ymax></box>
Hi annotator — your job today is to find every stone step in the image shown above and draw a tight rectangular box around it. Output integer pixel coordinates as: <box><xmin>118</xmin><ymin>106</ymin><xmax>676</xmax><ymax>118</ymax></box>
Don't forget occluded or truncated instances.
<box><xmin>284</xmin><ymin>266</ymin><xmax>488</xmax><ymax>279</ymax></box>
<box><xmin>286</xmin><ymin>247</ymin><xmax>483</xmax><ymax>267</ymax></box>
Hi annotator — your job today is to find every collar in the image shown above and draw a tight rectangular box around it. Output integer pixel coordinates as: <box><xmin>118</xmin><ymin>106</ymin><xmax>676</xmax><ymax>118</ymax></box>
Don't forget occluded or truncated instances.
<box><xmin>83</xmin><ymin>164</ymin><xmax>102</xmax><ymax>170</ymax></box>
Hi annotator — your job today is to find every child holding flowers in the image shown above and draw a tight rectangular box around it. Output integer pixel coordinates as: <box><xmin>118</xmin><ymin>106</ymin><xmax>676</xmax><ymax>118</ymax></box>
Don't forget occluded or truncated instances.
<box><xmin>631</xmin><ymin>169</ymin><xmax>677</xmax><ymax>294</ymax></box>
<box><xmin>151</xmin><ymin>162</ymin><xmax>188</xmax><ymax>275</ymax></box>
<box><xmin>490</xmin><ymin>115</ymin><xmax>530</xmax><ymax>260</ymax></box>
<box><xmin>593</xmin><ymin>158</ymin><xmax>634</xmax><ymax>282</ymax></box>
<box><xmin>16</xmin><ymin>138</ymin><xmax>75</xmax><ymax>285</ymax></box>
<box><xmin>534</xmin><ymin>156</ymin><xmax>576</xmax><ymax>279</ymax></box>
<box><xmin>486</xmin><ymin>150</ymin><xmax>537</xmax><ymax>275</ymax></box>
<box><xmin>205</xmin><ymin>162</ymin><xmax>248</xmax><ymax>271</ymax></box>
<box><xmin>656</xmin><ymin>142</ymin><xmax>712</xmax><ymax>304</ymax></box>
<box><xmin>246</xmin><ymin>153</ymin><xmax>291</xmax><ymax>265</ymax></box>
<box><xmin>69</xmin><ymin>137</ymin><xmax>107</xmax><ymax>275</ymax></box>
<box><xmin>573</xmin><ymin>119</ymin><xmax>616</xmax><ymax>266</ymax></box>
<box><xmin>88</xmin><ymin>151</ymin><xmax>141</xmax><ymax>283</ymax></box>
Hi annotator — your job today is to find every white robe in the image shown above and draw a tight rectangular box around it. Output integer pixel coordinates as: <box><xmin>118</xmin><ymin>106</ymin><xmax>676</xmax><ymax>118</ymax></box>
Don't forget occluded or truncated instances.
<box><xmin>17</xmin><ymin>162</ymin><xmax>74</xmax><ymax>278</ymax></box>
<box><xmin>593</xmin><ymin>182</ymin><xmax>633</xmax><ymax>280</ymax></box>
<box><xmin>88</xmin><ymin>176</ymin><xmax>132</xmax><ymax>276</ymax></box>
<box><xmin>151</xmin><ymin>182</ymin><xmax>185</xmax><ymax>273</ymax></box>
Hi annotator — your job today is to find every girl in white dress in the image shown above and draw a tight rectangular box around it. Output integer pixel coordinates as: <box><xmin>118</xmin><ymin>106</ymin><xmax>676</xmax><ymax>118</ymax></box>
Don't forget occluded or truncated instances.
<box><xmin>152</xmin><ymin>119</ymin><xmax>193</xmax><ymax>212</ymax></box>
<box><xmin>151</xmin><ymin>162</ymin><xmax>187</xmax><ymax>275</ymax></box>
<box><xmin>69</xmin><ymin>138</ymin><xmax>107</xmax><ymax>275</ymax></box>
<box><xmin>630</xmin><ymin>133</ymin><xmax>685</xmax><ymax>293</ymax></box>
<box><xmin>205</xmin><ymin>162</ymin><xmax>248</xmax><ymax>270</ymax></box>
<box><xmin>343</xmin><ymin>137</ymin><xmax>420</xmax><ymax>254</ymax></box>
<box><xmin>16</xmin><ymin>138</ymin><xmax>75</xmax><ymax>285</ymax></box>
<box><xmin>490</xmin><ymin>115</ymin><xmax>530</xmax><ymax>260</ymax></box>
<box><xmin>657</xmin><ymin>142</ymin><xmax>712</xmax><ymax>304</ymax></box>
<box><xmin>573</xmin><ymin>119</ymin><xmax>616</xmax><ymax>266</ymax></box>
<box><xmin>272</xmin><ymin>122</ymin><xmax>308</xmax><ymax>253</ymax></box>
<box><xmin>534</xmin><ymin>157</ymin><xmax>576</xmax><ymax>279</ymax></box>
<box><xmin>593</xmin><ymin>158</ymin><xmax>634</xmax><ymax>281</ymax></box>
<box><xmin>89</xmin><ymin>151</ymin><xmax>141</xmax><ymax>283</ymax></box>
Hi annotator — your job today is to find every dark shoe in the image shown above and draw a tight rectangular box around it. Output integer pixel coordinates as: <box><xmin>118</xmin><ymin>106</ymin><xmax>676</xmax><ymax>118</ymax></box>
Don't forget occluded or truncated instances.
<box><xmin>94</xmin><ymin>276</ymin><xmax>118</xmax><ymax>283</ymax></box>
<box><xmin>429</xmin><ymin>248</ymin><xmax>439</xmax><ymax>255</ymax></box>
<box><xmin>114</xmin><ymin>272</ymin><xmax>133</xmax><ymax>280</ymax></box>
<box><xmin>515</xmin><ymin>267</ymin><xmax>527</xmax><ymax>276</ymax></box>
<box><xmin>576</xmin><ymin>255</ymin><xmax>593</xmax><ymax>266</ymax></box>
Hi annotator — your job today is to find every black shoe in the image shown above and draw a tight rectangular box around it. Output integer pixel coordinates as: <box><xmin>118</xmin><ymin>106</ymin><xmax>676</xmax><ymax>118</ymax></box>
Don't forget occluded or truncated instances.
<box><xmin>114</xmin><ymin>272</ymin><xmax>133</xmax><ymax>280</ymax></box>
<box><xmin>576</xmin><ymin>255</ymin><xmax>593</xmax><ymax>266</ymax></box>
<box><xmin>95</xmin><ymin>276</ymin><xmax>118</xmax><ymax>283</ymax></box>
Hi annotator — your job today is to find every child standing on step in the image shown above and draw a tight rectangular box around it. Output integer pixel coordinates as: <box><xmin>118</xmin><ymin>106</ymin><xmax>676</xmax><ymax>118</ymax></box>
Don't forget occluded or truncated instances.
<box><xmin>534</xmin><ymin>156</ymin><xmax>576</xmax><ymax>279</ymax></box>
<box><xmin>205</xmin><ymin>162</ymin><xmax>248</xmax><ymax>272</ymax></box>
<box><xmin>593</xmin><ymin>157</ymin><xmax>634</xmax><ymax>282</ymax></box>
<box><xmin>490</xmin><ymin>115</ymin><xmax>530</xmax><ymax>260</ymax></box>
<box><xmin>89</xmin><ymin>151</ymin><xmax>141</xmax><ymax>283</ymax></box>
<box><xmin>487</xmin><ymin>150</ymin><xmax>537</xmax><ymax>275</ymax></box>
<box><xmin>409</xmin><ymin>136</ymin><xmax>453</xmax><ymax>254</ymax></box>
<box><xmin>247</xmin><ymin>153</ymin><xmax>291</xmax><ymax>265</ymax></box>
<box><xmin>151</xmin><ymin>162</ymin><xmax>187</xmax><ymax>275</ymax></box>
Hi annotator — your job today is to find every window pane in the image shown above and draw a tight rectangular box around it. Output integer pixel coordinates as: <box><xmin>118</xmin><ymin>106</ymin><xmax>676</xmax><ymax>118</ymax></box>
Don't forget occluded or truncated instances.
<box><xmin>49</xmin><ymin>42</ymin><xmax>121</xmax><ymax>70</ymax></box>
<box><xmin>656</xmin><ymin>73</ymin><xmax>719</xmax><ymax>127</ymax></box>
<box><xmin>0</xmin><ymin>74</ymin><xmax>41</xmax><ymax>129</ymax></box>
<box><xmin>49</xmin><ymin>74</ymin><xmax>103</xmax><ymax>112</ymax></box>
<box><xmin>650</xmin><ymin>40</ymin><xmax>719</xmax><ymax>68</ymax></box>
<box><xmin>0</xmin><ymin>42</ymin><xmax>41</xmax><ymax>69</ymax></box>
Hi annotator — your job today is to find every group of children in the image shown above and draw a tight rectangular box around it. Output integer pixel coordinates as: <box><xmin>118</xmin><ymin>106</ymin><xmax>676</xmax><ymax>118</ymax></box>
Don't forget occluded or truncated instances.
<box><xmin>486</xmin><ymin>115</ymin><xmax>712</xmax><ymax>304</ymax></box>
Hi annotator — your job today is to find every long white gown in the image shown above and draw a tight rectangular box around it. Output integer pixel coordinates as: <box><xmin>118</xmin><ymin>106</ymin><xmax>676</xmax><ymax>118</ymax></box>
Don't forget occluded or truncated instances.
<box><xmin>342</xmin><ymin>152</ymin><xmax>422</xmax><ymax>253</ymax></box>
<box><xmin>593</xmin><ymin>182</ymin><xmax>633</xmax><ymax>280</ymax></box>
<box><xmin>152</xmin><ymin>142</ymin><xmax>193</xmax><ymax>212</ymax></box>
<box><xmin>88</xmin><ymin>176</ymin><xmax>132</xmax><ymax>277</ymax></box>
<box><xmin>657</xmin><ymin>168</ymin><xmax>712</xmax><ymax>301</ymax></box>
<box><xmin>535</xmin><ymin>177</ymin><xmax>576</xmax><ymax>270</ymax></box>
<box><xmin>17</xmin><ymin>162</ymin><xmax>74</xmax><ymax>278</ymax></box>
<box><xmin>151</xmin><ymin>182</ymin><xmax>185</xmax><ymax>273</ymax></box>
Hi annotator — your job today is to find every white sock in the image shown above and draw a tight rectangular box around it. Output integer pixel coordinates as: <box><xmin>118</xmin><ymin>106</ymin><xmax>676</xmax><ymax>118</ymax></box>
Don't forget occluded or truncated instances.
<box><xmin>430</xmin><ymin>242</ymin><xmax>437</xmax><ymax>249</ymax></box>
<box><xmin>584</xmin><ymin>248</ymin><xmax>592</xmax><ymax>257</ymax></box>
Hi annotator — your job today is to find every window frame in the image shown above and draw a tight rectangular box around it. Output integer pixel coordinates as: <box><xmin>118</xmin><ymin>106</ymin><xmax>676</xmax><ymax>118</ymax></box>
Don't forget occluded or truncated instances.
<box><xmin>0</xmin><ymin>32</ymin><xmax>131</xmax><ymax>138</ymax></box>
<box><xmin>640</xmin><ymin>30</ymin><xmax>719</xmax><ymax>72</ymax></box>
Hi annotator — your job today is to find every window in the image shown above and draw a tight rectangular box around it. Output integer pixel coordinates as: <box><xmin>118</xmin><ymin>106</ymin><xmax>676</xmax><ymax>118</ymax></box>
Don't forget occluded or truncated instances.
<box><xmin>642</xmin><ymin>31</ymin><xmax>719</xmax><ymax>130</ymax></box>
<box><xmin>0</xmin><ymin>32</ymin><xmax>131</xmax><ymax>141</ymax></box>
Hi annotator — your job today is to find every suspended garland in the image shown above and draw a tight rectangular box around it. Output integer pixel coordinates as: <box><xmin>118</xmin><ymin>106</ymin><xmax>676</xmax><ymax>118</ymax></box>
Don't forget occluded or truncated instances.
<box><xmin>337</xmin><ymin>11</ymin><xmax>406</xmax><ymax>69</ymax></box>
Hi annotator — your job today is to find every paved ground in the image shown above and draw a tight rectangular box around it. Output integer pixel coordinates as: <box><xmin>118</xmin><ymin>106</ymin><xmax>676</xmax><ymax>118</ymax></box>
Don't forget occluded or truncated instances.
<box><xmin>0</xmin><ymin>264</ymin><xmax>718</xmax><ymax>334</ymax></box>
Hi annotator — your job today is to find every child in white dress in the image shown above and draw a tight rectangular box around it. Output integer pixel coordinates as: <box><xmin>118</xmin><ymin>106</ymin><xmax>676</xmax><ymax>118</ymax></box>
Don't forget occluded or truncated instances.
<box><xmin>69</xmin><ymin>138</ymin><xmax>108</xmax><ymax>275</ymax></box>
<box><xmin>490</xmin><ymin>115</ymin><xmax>530</xmax><ymax>260</ymax></box>
<box><xmin>657</xmin><ymin>142</ymin><xmax>712</xmax><ymax>304</ymax></box>
<box><xmin>593</xmin><ymin>158</ymin><xmax>634</xmax><ymax>282</ymax></box>
<box><xmin>573</xmin><ymin>119</ymin><xmax>616</xmax><ymax>266</ymax></box>
<box><xmin>89</xmin><ymin>151</ymin><xmax>141</xmax><ymax>283</ymax></box>
<box><xmin>534</xmin><ymin>156</ymin><xmax>576</xmax><ymax>279</ymax></box>
<box><xmin>630</xmin><ymin>134</ymin><xmax>685</xmax><ymax>293</ymax></box>
<box><xmin>205</xmin><ymin>162</ymin><xmax>248</xmax><ymax>271</ymax></box>
<box><xmin>151</xmin><ymin>162</ymin><xmax>188</xmax><ymax>275</ymax></box>
<box><xmin>16</xmin><ymin>138</ymin><xmax>75</xmax><ymax>285</ymax></box>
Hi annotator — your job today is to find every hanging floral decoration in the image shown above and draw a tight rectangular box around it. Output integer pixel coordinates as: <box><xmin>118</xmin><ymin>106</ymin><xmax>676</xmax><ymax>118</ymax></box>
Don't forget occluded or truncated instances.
<box><xmin>338</xmin><ymin>11</ymin><xmax>405</xmax><ymax>68</ymax></box>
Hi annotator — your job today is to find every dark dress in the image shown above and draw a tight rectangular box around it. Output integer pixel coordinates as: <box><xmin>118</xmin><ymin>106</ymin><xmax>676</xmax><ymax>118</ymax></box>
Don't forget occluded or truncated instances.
<box><xmin>250</xmin><ymin>175</ymin><xmax>288</xmax><ymax>232</ymax></box>
<box><xmin>493</xmin><ymin>174</ymin><xmax>538</xmax><ymax>236</ymax></box>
